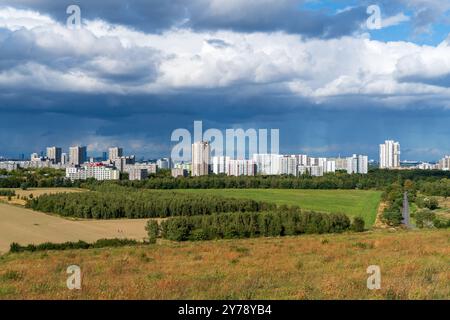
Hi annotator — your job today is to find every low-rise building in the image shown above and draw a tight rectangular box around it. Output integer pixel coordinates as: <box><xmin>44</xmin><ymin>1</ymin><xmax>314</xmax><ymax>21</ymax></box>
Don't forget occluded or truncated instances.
<box><xmin>124</xmin><ymin>163</ymin><xmax>157</xmax><ymax>174</ymax></box>
<box><xmin>66</xmin><ymin>163</ymin><xmax>120</xmax><ymax>181</ymax></box>
<box><xmin>172</xmin><ymin>168</ymin><xmax>188</xmax><ymax>178</ymax></box>
<box><xmin>127</xmin><ymin>168</ymin><xmax>148</xmax><ymax>181</ymax></box>
<box><xmin>0</xmin><ymin>161</ymin><xmax>19</xmax><ymax>171</ymax></box>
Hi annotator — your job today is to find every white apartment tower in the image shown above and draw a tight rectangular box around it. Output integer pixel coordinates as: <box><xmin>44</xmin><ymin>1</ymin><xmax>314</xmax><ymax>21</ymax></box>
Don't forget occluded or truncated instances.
<box><xmin>108</xmin><ymin>147</ymin><xmax>123</xmax><ymax>161</ymax></box>
<box><xmin>46</xmin><ymin>146</ymin><xmax>62</xmax><ymax>164</ymax></box>
<box><xmin>347</xmin><ymin>154</ymin><xmax>368</xmax><ymax>174</ymax></box>
<box><xmin>379</xmin><ymin>140</ymin><xmax>400</xmax><ymax>169</ymax></box>
<box><xmin>69</xmin><ymin>146</ymin><xmax>87</xmax><ymax>166</ymax></box>
<box><xmin>439</xmin><ymin>155</ymin><xmax>450</xmax><ymax>171</ymax></box>
<box><xmin>192</xmin><ymin>141</ymin><xmax>211</xmax><ymax>176</ymax></box>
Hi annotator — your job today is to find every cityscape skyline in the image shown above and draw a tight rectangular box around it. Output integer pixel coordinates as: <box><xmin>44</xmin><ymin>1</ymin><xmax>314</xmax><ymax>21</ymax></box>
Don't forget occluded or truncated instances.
<box><xmin>2</xmin><ymin>139</ymin><xmax>449</xmax><ymax>182</ymax></box>
<box><xmin>1</xmin><ymin>139</ymin><xmax>449</xmax><ymax>169</ymax></box>
<box><xmin>0</xmin><ymin>138</ymin><xmax>448</xmax><ymax>164</ymax></box>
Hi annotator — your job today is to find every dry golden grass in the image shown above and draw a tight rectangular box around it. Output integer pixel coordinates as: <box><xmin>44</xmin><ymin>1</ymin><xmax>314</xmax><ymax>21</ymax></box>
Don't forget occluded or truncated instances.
<box><xmin>0</xmin><ymin>187</ymin><xmax>83</xmax><ymax>206</ymax></box>
<box><xmin>0</xmin><ymin>203</ymin><xmax>148</xmax><ymax>253</ymax></box>
<box><xmin>0</xmin><ymin>229</ymin><xmax>448</xmax><ymax>300</ymax></box>
<box><xmin>436</xmin><ymin>197</ymin><xmax>450</xmax><ymax>219</ymax></box>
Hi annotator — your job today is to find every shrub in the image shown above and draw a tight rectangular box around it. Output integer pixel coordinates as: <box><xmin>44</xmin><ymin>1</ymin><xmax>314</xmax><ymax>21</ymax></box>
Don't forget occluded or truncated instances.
<box><xmin>146</xmin><ymin>220</ymin><xmax>159</xmax><ymax>244</ymax></box>
<box><xmin>9</xmin><ymin>238</ymin><xmax>140</xmax><ymax>253</ymax></box>
<box><xmin>382</xmin><ymin>211</ymin><xmax>403</xmax><ymax>227</ymax></box>
<box><xmin>189</xmin><ymin>229</ymin><xmax>209</xmax><ymax>241</ymax></box>
<box><xmin>416</xmin><ymin>196</ymin><xmax>439</xmax><ymax>210</ymax></box>
<box><xmin>351</xmin><ymin>217</ymin><xmax>365</xmax><ymax>232</ymax></box>
<box><xmin>0</xmin><ymin>189</ymin><xmax>15</xmax><ymax>197</ymax></box>
<box><xmin>415</xmin><ymin>209</ymin><xmax>436</xmax><ymax>228</ymax></box>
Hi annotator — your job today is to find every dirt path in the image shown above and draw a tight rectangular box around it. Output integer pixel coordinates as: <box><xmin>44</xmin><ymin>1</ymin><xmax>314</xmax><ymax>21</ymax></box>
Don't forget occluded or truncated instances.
<box><xmin>0</xmin><ymin>203</ymin><xmax>148</xmax><ymax>253</ymax></box>
<box><xmin>373</xmin><ymin>200</ymin><xmax>390</xmax><ymax>229</ymax></box>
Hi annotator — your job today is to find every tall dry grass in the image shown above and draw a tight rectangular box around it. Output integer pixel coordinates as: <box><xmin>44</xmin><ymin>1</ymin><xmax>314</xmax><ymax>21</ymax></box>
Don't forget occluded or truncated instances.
<box><xmin>0</xmin><ymin>229</ymin><xmax>448</xmax><ymax>300</ymax></box>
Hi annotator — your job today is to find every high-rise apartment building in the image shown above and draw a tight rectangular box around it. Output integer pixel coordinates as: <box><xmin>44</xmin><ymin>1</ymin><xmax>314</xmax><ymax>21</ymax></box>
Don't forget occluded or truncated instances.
<box><xmin>252</xmin><ymin>154</ymin><xmax>283</xmax><ymax>175</ymax></box>
<box><xmin>280</xmin><ymin>155</ymin><xmax>298</xmax><ymax>176</ymax></box>
<box><xmin>69</xmin><ymin>146</ymin><xmax>87</xmax><ymax>166</ymax></box>
<box><xmin>438</xmin><ymin>155</ymin><xmax>450</xmax><ymax>171</ymax></box>
<box><xmin>46</xmin><ymin>146</ymin><xmax>62</xmax><ymax>164</ymax></box>
<box><xmin>61</xmin><ymin>153</ymin><xmax>68</xmax><ymax>165</ymax></box>
<box><xmin>227</xmin><ymin>159</ymin><xmax>257</xmax><ymax>176</ymax></box>
<box><xmin>191</xmin><ymin>141</ymin><xmax>211</xmax><ymax>176</ymax></box>
<box><xmin>379</xmin><ymin>140</ymin><xmax>400</xmax><ymax>169</ymax></box>
<box><xmin>212</xmin><ymin>156</ymin><xmax>230</xmax><ymax>175</ymax></box>
<box><xmin>108</xmin><ymin>147</ymin><xmax>123</xmax><ymax>161</ymax></box>
<box><xmin>347</xmin><ymin>154</ymin><xmax>368</xmax><ymax>174</ymax></box>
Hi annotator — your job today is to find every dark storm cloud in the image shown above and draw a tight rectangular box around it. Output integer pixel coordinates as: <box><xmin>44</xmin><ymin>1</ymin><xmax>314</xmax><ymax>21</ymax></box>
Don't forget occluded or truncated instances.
<box><xmin>4</xmin><ymin>0</ymin><xmax>446</xmax><ymax>38</ymax></box>
<box><xmin>1</xmin><ymin>89</ymin><xmax>449</xmax><ymax>161</ymax></box>
<box><xmin>1</xmin><ymin>0</ymin><xmax>369</xmax><ymax>39</ymax></box>
<box><xmin>398</xmin><ymin>74</ymin><xmax>450</xmax><ymax>87</ymax></box>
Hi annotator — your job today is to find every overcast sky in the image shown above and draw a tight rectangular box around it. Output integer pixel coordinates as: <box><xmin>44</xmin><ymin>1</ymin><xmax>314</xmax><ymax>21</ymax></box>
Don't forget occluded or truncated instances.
<box><xmin>0</xmin><ymin>0</ymin><xmax>449</xmax><ymax>161</ymax></box>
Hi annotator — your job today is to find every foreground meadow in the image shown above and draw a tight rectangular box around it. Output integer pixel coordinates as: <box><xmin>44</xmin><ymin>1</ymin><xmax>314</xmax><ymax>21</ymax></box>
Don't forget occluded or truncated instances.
<box><xmin>173</xmin><ymin>189</ymin><xmax>382</xmax><ymax>226</ymax></box>
<box><xmin>0</xmin><ymin>229</ymin><xmax>448</xmax><ymax>299</ymax></box>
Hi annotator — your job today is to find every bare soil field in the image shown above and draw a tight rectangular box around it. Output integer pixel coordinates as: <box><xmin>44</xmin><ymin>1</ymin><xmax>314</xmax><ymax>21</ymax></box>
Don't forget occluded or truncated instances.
<box><xmin>0</xmin><ymin>203</ymin><xmax>148</xmax><ymax>253</ymax></box>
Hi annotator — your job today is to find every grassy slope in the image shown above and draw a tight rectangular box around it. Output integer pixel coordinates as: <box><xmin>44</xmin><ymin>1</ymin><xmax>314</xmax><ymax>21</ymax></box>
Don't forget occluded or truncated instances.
<box><xmin>173</xmin><ymin>189</ymin><xmax>382</xmax><ymax>226</ymax></box>
<box><xmin>0</xmin><ymin>229</ymin><xmax>448</xmax><ymax>300</ymax></box>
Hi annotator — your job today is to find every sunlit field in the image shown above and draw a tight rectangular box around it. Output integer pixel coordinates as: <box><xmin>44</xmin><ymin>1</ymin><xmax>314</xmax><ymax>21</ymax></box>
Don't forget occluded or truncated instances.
<box><xmin>0</xmin><ymin>229</ymin><xmax>448</xmax><ymax>300</ymax></box>
<box><xmin>173</xmin><ymin>189</ymin><xmax>382</xmax><ymax>226</ymax></box>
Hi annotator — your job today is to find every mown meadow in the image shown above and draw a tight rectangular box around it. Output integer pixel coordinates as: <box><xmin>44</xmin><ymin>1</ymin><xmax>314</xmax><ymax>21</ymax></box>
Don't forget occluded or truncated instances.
<box><xmin>171</xmin><ymin>189</ymin><xmax>382</xmax><ymax>226</ymax></box>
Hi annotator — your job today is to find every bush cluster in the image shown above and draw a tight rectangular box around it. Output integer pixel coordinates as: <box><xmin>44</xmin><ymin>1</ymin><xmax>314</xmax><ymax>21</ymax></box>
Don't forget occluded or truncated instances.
<box><xmin>9</xmin><ymin>238</ymin><xmax>140</xmax><ymax>253</ymax></box>
<box><xmin>0</xmin><ymin>189</ymin><xmax>15</xmax><ymax>197</ymax></box>
<box><xmin>415</xmin><ymin>209</ymin><xmax>450</xmax><ymax>229</ymax></box>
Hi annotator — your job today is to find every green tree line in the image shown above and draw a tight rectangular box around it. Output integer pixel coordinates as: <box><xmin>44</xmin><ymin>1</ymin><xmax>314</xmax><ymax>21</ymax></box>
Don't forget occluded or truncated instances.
<box><xmin>2</xmin><ymin>168</ymin><xmax>449</xmax><ymax>191</ymax></box>
<box><xmin>26</xmin><ymin>189</ymin><xmax>275</xmax><ymax>219</ymax></box>
<box><xmin>10</xmin><ymin>238</ymin><xmax>141</xmax><ymax>253</ymax></box>
<box><xmin>157</xmin><ymin>208</ymin><xmax>357</xmax><ymax>242</ymax></box>
<box><xmin>0</xmin><ymin>168</ymin><xmax>76</xmax><ymax>188</ymax></box>
<box><xmin>87</xmin><ymin>169</ymin><xmax>450</xmax><ymax>191</ymax></box>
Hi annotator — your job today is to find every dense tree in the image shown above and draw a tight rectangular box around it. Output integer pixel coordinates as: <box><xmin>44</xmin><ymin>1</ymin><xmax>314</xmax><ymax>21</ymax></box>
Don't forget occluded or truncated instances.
<box><xmin>27</xmin><ymin>186</ymin><xmax>275</xmax><ymax>219</ymax></box>
<box><xmin>351</xmin><ymin>217</ymin><xmax>365</xmax><ymax>232</ymax></box>
<box><xmin>160</xmin><ymin>208</ymin><xmax>351</xmax><ymax>241</ymax></box>
<box><xmin>77</xmin><ymin>169</ymin><xmax>450</xmax><ymax>191</ymax></box>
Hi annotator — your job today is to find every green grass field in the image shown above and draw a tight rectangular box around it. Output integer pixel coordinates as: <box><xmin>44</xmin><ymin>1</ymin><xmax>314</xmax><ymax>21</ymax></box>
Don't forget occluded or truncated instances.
<box><xmin>173</xmin><ymin>189</ymin><xmax>382</xmax><ymax>226</ymax></box>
